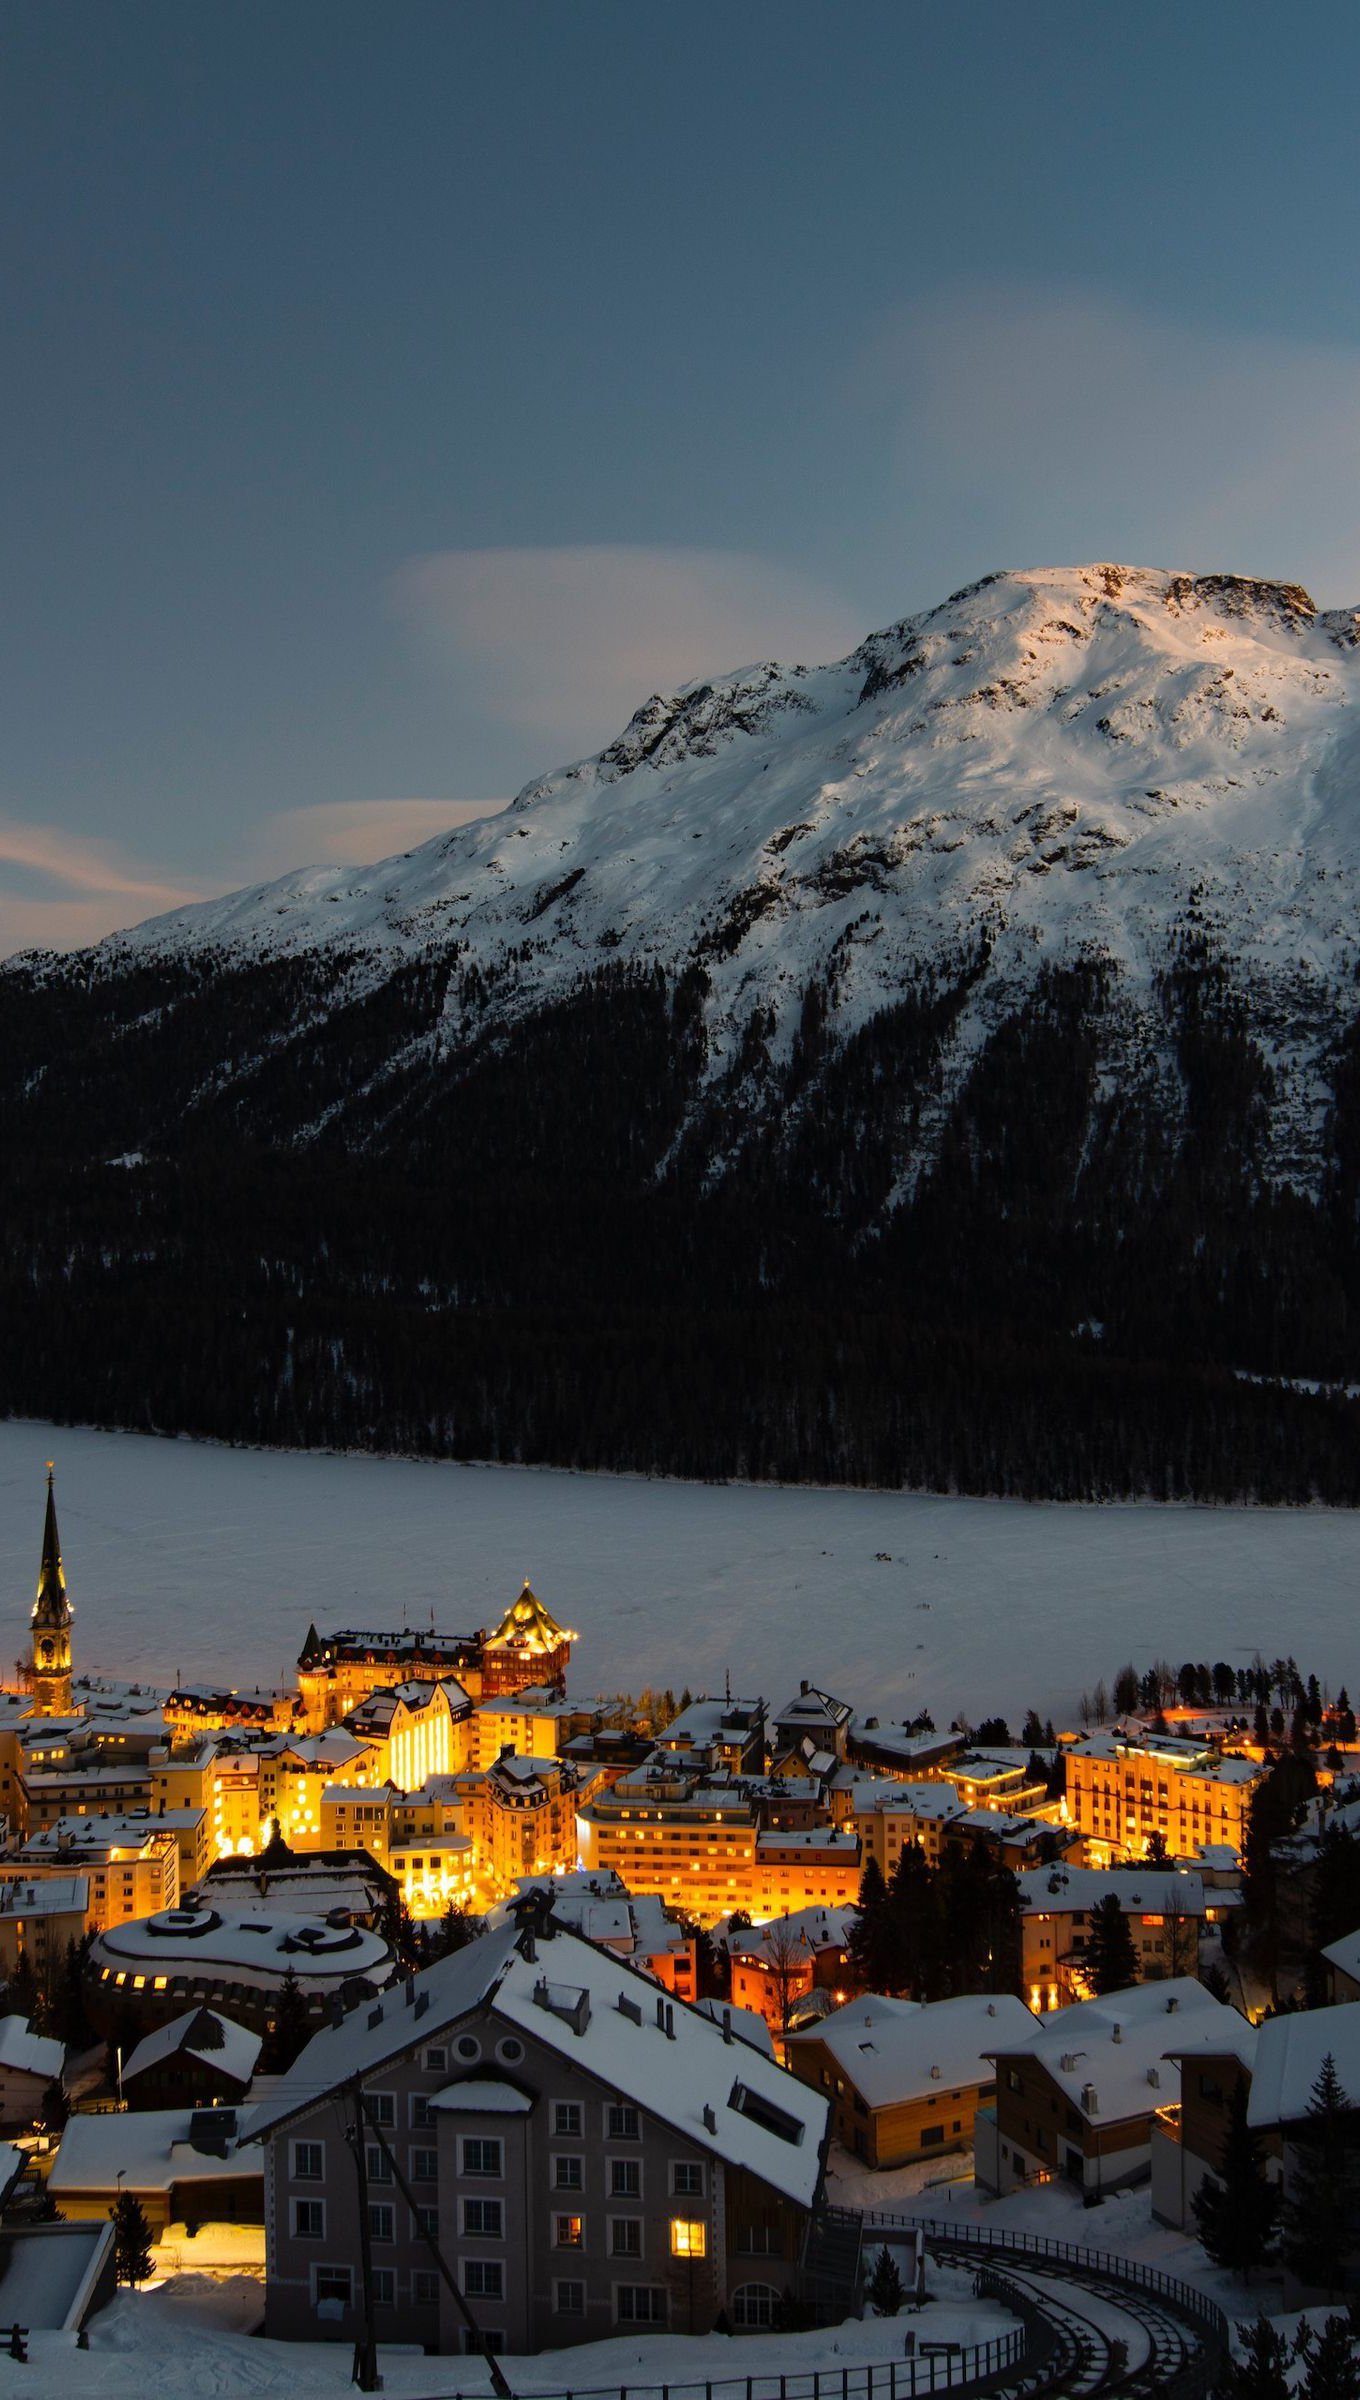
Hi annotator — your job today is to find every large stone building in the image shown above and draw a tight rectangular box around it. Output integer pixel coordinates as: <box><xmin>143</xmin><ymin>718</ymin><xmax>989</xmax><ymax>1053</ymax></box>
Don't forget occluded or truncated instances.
<box><xmin>247</xmin><ymin>1906</ymin><xmax>834</xmax><ymax>2355</ymax></box>
<box><xmin>83</xmin><ymin>1899</ymin><xmax>397</xmax><ymax>2038</ymax></box>
<box><xmin>1064</xmin><ymin>1730</ymin><xmax>1263</xmax><ymax>1865</ymax></box>
<box><xmin>296</xmin><ymin>1583</ymin><xmax>573</xmax><ymax>1731</ymax></box>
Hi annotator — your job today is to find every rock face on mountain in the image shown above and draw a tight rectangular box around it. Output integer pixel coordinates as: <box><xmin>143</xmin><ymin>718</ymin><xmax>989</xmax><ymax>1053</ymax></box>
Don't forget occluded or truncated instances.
<box><xmin>7</xmin><ymin>563</ymin><xmax>1360</xmax><ymax>1499</ymax></box>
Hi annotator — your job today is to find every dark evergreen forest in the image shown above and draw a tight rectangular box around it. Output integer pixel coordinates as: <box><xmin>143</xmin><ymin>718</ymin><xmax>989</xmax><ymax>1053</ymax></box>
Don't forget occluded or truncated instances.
<box><xmin>4</xmin><ymin>939</ymin><xmax>1360</xmax><ymax>1501</ymax></box>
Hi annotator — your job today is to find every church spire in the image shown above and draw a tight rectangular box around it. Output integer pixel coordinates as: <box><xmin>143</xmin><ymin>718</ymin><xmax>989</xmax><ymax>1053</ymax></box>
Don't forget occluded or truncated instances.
<box><xmin>30</xmin><ymin>1463</ymin><xmax>73</xmax><ymax>1716</ymax></box>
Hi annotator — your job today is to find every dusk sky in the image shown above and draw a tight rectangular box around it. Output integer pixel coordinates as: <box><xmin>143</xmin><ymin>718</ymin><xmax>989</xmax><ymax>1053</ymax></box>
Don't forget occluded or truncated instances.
<box><xmin>4</xmin><ymin>1</ymin><xmax>1359</xmax><ymax>955</ymax></box>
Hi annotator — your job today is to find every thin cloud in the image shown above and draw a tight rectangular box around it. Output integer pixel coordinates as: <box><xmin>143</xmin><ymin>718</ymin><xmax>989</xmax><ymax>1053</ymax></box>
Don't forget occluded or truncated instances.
<box><xmin>0</xmin><ymin>817</ymin><xmax>205</xmax><ymax>960</ymax></box>
<box><xmin>861</xmin><ymin>281</ymin><xmax>1360</xmax><ymax>605</ymax></box>
<box><xmin>387</xmin><ymin>544</ymin><xmax>864</xmax><ymax>758</ymax></box>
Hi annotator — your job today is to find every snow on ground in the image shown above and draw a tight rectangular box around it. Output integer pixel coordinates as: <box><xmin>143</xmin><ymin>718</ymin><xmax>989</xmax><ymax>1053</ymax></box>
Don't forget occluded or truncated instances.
<box><xmin>0</xmin><ymin>2263</ymin><xmax>1015</xmax><ymax>2400</ymax></box>
<box><xmin>3</xmin><ymin>1422</ymin><xmax>1360</xmax><ymax>1728</ymax></box>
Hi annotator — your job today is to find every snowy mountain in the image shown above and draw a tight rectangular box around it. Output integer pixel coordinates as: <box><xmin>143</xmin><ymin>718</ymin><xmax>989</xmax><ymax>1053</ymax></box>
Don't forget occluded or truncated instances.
<box><xmin>8</xmin><ymin>563</ymin><xmax>1360</xmax><ymax>1499</ymax></box>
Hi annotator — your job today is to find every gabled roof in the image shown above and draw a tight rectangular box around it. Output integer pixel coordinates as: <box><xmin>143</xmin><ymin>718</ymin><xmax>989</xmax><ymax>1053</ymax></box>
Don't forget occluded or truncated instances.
<box><xmin>122</xmin><ymin>2006</ymin><xmax>261</xmax><ymax>2092</ymax></box>
<box><xmin>788</xmin><ymin>1992</ymin><xmax>1037</xmax><ymax>2110</ymax></box>
<box><xmin>0</xmin><ymin>2014</ymin><xmax>64</xmax><ymax>2083</ymax></box>
<box><xmin>1247</xmin><ymin>2001</ymin><xmax>1360</xmax><ymax>2129</ymax></box>
<box><xmin>245</xmin><ymin>1920</ymin><xmax>828</xmax><ymax>2207</ymax></box>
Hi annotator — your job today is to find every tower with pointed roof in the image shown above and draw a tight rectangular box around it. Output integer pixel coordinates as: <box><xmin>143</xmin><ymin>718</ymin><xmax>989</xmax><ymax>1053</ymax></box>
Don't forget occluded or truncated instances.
<box><xmin>30</xmin><ymin>1465</ymin><xmax>73</xmax><ymax>1716</ymax></box>
<box><xmin>480</xmin><ymin>1579</ymin><xmax>575</xmax><ymax>1697</ymax></box>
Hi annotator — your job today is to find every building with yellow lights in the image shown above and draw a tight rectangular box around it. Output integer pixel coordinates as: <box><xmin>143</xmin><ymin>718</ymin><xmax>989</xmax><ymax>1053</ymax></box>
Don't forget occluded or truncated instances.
<box><xmin>1065</xmin><ymin>1730</ymin><xmax>1264</xmax><ymax>1864</ymax></box>
<box><xmin>10</xmin><ymin>1815</ymin><xmax>180</xmax><ymax>1930</ymax></box>
<box><xmin>343</xmin><ymin>1677</ymin><xmax>473</xmax><ymax>1789</ymax></box>
<box><xmin>294</xmin><ymin>1582</ymin><xmax>574</xmax><ymax>1730</ymax></box>
<box><xmin>457</xmin><ymin>1753</ymin><xmax>583</xmax><ymax>1900</ymax></box>
<box><xmin>1014</xmin><ymin>1864</ymin><xmax>1210</xmax><ymax>2011</ymax></box>
<box><xmin>576</xmin><ymin>1765</ymin><xmax>759</xmax><ymax>1923</ymax></box>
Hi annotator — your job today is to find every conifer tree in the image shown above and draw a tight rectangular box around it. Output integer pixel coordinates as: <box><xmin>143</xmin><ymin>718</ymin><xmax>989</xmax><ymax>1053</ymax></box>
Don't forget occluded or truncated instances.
<box><xmin>1192</xmin><ymin>2079</ymin><xmax>1279</xmax><ymax>2278</ymax></box>
<box><xmin>1297</xmin><ymin>2315</ymin><xmax>1360</xmax><ymax>2400</ymax></box>
<box><xmin>867</xmin><ymin>2246</ymin><xmax>905</xmax><ymax>2316</ymax></box>
<box><xmin>1282</xmin><ymin>2054</ymin><xmax>1360</xmax><ymax>2301</ymax></box>
<box><xmin>1085</xmin><ymin>1894</ymin><xmax>1140</xmax><ymax>1994</ymax></box>
<box><xmin>1215</xmin><ymin>2315</ymin><xmax>1292</xmax><ymax>2398</ymax></box>
<box><xmin>258</xmin><ymin>1966</ymin><xmax>311</xmax><ymax>2074</ymax></box>
<box><xmin>847</xmin><ymin>1859</ymin><xmax>893</xmax><ymax>1991</ymax></box>
<box><xmin>111</xmin><ymin>2190</ymin><xmax>154</xmax><ymax>2287</ymax></box>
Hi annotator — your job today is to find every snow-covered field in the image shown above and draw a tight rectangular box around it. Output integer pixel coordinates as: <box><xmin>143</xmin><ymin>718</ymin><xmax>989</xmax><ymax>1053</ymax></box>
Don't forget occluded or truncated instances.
<box><xmin>2</xmin><ymin>1421</ymin><xmax>1359</xmax><ymax>1727</ymax></box>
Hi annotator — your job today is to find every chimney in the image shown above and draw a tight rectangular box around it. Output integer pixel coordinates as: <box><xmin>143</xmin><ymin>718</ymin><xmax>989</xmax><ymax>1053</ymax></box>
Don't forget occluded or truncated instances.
<box><xmin>722</xmin><ymin>2008</ymin><xmax>733</xmax><ymax>2044</ymax></box>
<box><xmin>1112</xmin><ymin>2024</ymin><xmax>1122</xmax><ymax>2043</ymax></box>
<box><xmin>930</xmin><ymin>2064</ymin><xmax>940</xmax><ymax>2080</ymax></box>
<box><xmin>1166</xmin><ymin>1995</ymin><xmax>1179</xmax><ymax>2013</ymax></box>
<box><xmin>800</xmin><ymin>1681</ymin><xmax>810</xmax><ymax>1697</ymax></box>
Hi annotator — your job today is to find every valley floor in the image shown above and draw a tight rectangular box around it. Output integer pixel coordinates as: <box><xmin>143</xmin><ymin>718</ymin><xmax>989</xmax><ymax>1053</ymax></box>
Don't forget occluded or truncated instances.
<box><xmin>2</xmin><ymin>1420</ymin><xmax>1358</xmax><ymax>1729</ymax></box>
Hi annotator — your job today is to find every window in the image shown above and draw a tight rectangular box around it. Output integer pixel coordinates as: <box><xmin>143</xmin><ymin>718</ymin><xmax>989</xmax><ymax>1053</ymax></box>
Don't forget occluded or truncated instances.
<box><xmin>293</xmin><ymin>2198</ymin><xmax>325</xmax><ymax>2239</ymax></box>
<box><xmin>412</xmin><ymin>2148</ymin><xmax>439</xmax><ymax>2183</ymax></box>
<box><xmin>607</xmin><ymin>2103</ymin><xmax>640</xmax><ymax>2140</ymax></box>
<box><xmin>455</xmin><ymin>2035</ymin><xmax>482</xmax><ymax>2063</ymax></box>
<box><xmin>365</xmin><ymin>2093</ymin><xmax>395</xmax><ymax>2128</ymax></box>
<box><xmin>609</xmin><ymin>2159</ymin><xmax>641</xmax><ymax>2199</ymax></box>
<box><xmin>616</xmin><ymin>2286</ymin><xmax>667</xmax><ymax>2326</ymax></box>
<box><xmin>291</xmin><ymin>2140</ymin><xmax>323</xmax><ymax>2181</ymax></box>
<box><xmin>463</xmin><ymin>2199</ymin><xmax>503</xmax><ymax>2237</ymax></box>
<box><xmin>425</xmin><ymin>2046</ymin><xmax>448</xmax><ymax>2073</ymax></box>
<box><xmin>554</xmin><ymin>2100</ymin><xmax>583</xmax><ymax>2137</ymax></box>
<box><xmin>496</xmin><ymin>2036</ymin><xmax>524</xmax><ymax>2064</ymax></box>
<box><xmin>920</xmin><ymin>2125</ymin><xmax>944</xmax><ymax>2147</ymax></box>
<box><xmin>732</xmin><ymin>2284</ymin><xmax>780</xmax><ymax>2329</ymax></box>
<box><xmin>372</xmin><ymin>2269</ymin><xmax>395</xmax><ymax>2309</ymax></box>
<box><xmin>413</xmin><ymin>2271</ymin><xmax>439</xmax><ymax>2307</ymax></box>
<box><xmin>314</xmin><ymin>2266</ymin><xmax>352</xmax><ymax>2308</ymax></box>
<box><xmin>464</xmin><ymin>2260</ymin><xmax>504</xmax><ymax>2300</ymax></box>
<box><xmin>365</xmin><ymin>2144</ymin><xmax>392</xmax><ymax>2184</ymax></box>
<box><xmin>554</xmin><ymin>2214</ymin><xmax>584</xmax><ymax>2248</ymax></box>
<box><xmin>554</xmin><ymin>2279</ymin><xmax>585</xmax><ymax>2316</ymax></box>
<box><xmin>462</xmin><ymin>2138</ymin><xmax>503</xmax><ymax>2177</ymax></box>
<box><xmin>414</xmin><ymin>2205</ymin><xmax>439</xmax><ymax>2240</ymax></box>
<box><xmin>736</xmin><ymin>2227</ymin><xmax>782</xmax><ymax>2256</ymax></box>
<box><xmin>670</xmin><ymin>2218</ymin><xmax>706</xmax><ymax>2257</ymax></box>
<box><xmin>411</xmin><ymin>2094</ymin><xmax>436</xmax><ymax>2130</ymax></box>
<box><xmin>553</xmin><ymin>2155</ymin><xmax>584</xmax><ymax>2190</ymax></box>
<box><xmin>610</xmin><ymin>2219</ymin><xmax>642</xmax><ymax>2258</ymax></box>
<box><xmin>672</xmin><ymin>2162</ymin><xmax>703</xmax><ymax>2198</ymax></box>
<box><xmin>368</xmin><ymin>2203</ymin><xmax>395</xmax><ymax>2243</ymax></box>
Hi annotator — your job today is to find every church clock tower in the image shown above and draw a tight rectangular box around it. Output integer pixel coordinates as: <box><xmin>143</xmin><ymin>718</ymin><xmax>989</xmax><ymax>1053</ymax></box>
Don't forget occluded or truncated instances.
<box><xmin>30</xmin><ymin>1465</ymin><xmax>73</xmax><ymax>1716</ymax></box>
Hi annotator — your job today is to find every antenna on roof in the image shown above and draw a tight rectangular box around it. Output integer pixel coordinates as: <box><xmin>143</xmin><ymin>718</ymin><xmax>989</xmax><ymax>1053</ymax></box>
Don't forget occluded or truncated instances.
<box><xmin>725</xmin><ymin>1667</ymin><xmax>731</xmax><ymax>1704</ymax></box>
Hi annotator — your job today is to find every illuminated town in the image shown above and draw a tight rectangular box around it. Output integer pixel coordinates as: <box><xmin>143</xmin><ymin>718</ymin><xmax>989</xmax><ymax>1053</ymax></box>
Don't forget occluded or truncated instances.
<box><xmin>1</xmin><ymin>1468</ymin><xmax>1358</xmax><ymax>2379</ymax></box>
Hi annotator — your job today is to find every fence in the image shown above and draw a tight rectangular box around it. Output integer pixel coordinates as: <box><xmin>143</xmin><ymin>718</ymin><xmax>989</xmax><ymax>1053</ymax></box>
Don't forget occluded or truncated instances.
<box><xmin>901</xmin><ymin>2213</ymin><xmax>1229</xmax><ymax>2352</ymax></box>
<box><xmin>423</xmin><ymin>2331</ymin><xmax>1028</xmax><ymax>2400</ymax></box>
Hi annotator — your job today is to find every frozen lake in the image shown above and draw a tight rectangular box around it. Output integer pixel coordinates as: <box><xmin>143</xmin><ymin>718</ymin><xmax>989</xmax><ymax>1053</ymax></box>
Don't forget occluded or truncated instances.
<box><xmin>1</xmin><ymin>1420</ymin><xmax>1357</xmax><ymax>1729</ymax></box>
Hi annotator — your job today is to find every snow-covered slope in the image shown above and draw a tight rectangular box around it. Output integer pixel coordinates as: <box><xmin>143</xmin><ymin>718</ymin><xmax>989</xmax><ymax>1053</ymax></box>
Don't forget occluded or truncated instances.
<box><xmin>10</xmin><ymin>564</ymin><xmax>1360</xmax><ymax>1500</ymax></box>
<box><xmin>74</xmin><ymin>562</ymin><xmax>1360</xmax><ymax>1180</ymax></box>
<box><xmin>98</xmin><ymin>564</ymin><xmax>1359</xmax><ymax>982</ymax></box>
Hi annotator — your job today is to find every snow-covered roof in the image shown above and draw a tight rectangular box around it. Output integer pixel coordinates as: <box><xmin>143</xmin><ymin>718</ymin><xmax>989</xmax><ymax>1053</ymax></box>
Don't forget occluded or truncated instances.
<box><xmin>122</xmin><ymin>2006</ymin><xmax>261</xmax><ymax>2091</ymax></box>
<box><xmin>850</xmin><ymin>1779</ymin><xmax>967</xmax><ymax>1821</ymax></box>
<box><xmin>692</xmin><ymin>2001</ymin><xmax>776</xmax><ymax>2056</ymax></box>
<box><xmin>788</xmin><ymin>1992</ymin><xmax>1037</xmax><ymax>2110</ymax></box>
<box><xmin>246</xmin><ymin>1920</ymin><xmax>828</xmax><ymax>2206</ymax></box>
<box><xmin>1247</xmin><ymin>2001</ymin><xmax>1360</xmax><ymax>2129</ymax></box>
<box><xmin>0</xmin><ymin>1876</ymin><xmax>89</xmax><ymax>1918</ymax></box>
<box><xmin>431</xmin><ymin>2077</ymin><xmax>534</xmax><ymax>2115</ymax></box>
<box><xmin>91</xmin><ymin>1903</ymin><xmax>394</xmax><ymax>1991</ymax></box>
<box><xmin>1321</xmin><ymin>1928</ymin><xmax>1360</xmax><ymax>1986</ymax></box>
<box><xmin>49</xmin><ymin>2110</ymin><xmax>260</xmax><ymax>2197</ymax></box>
<box><xmin>0</xmin><ymin>2221</ymin><xmax>115</xmax><ymax>2333</ymax></box>
<box><xmin>755</xmin><ymin>1828</ymin><xmax>857</xmax><ymax>1854</ymax></box>
<box><xmin>998</xmin><ymin>1978</ymin><xmax>1246</xmax><ymax>2123</ymax></box>
<box><xmin>1015</xmin><ymin>1866</ymin><xmax>1207</xmax><ymax>1920</ymax></box>
<box><xmin>0</xmin><ymin>2014</ymin><xmax>65</xmax><ymax>2084</ymax></box>
<box><xmin>660</xmin><ymin>1698</ymin><xmax>764</xmax><ymax>1748</ymax></box>
<box><xmin>715</xmin><ymin>1905</ymin><xmax>856</xmax><ymax>1960</ymax></box>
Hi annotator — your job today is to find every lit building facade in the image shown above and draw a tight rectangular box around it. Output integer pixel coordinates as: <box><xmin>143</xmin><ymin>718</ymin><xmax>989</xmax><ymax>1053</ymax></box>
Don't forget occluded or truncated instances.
<box><xmin>1065</xmin><ymin>1731</ymin><xmax>1263</xmax><ymax>1864</ymax></box>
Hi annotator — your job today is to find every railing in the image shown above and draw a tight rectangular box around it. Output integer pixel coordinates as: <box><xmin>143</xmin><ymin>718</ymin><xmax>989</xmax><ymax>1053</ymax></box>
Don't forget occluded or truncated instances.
<box><xmin>904</xmin><ymin>2214</ymin><xmax>1229</xmax><ymax>2348</ymax></box>
<box><xmin>421</xmin><ymin>2335</ymin><xmax>1027</xmax><ymax>2400</ymax></box>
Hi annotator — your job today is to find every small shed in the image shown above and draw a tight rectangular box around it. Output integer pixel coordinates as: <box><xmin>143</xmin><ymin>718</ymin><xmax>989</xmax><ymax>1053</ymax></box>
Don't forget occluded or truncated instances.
<box><xmin>121</xmin><ymin>2007</ymin><xmax>261</xmax><ymax>2111</ymax></box>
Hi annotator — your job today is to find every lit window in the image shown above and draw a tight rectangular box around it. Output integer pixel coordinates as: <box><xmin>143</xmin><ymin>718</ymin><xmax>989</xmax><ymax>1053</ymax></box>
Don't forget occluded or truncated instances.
<box><xmin>670</xmin><ymin>2218</ymin><xmax>706</xmax><ymax>2257</ymax></box>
